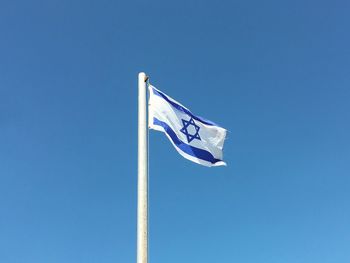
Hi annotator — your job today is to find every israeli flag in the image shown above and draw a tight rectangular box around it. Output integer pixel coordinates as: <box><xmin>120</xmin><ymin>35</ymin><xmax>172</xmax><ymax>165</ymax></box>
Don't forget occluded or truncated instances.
<box><xmin>148</xmin><ymin>85</ymin><xmax>227</xmax><ymax>167</ymax></box>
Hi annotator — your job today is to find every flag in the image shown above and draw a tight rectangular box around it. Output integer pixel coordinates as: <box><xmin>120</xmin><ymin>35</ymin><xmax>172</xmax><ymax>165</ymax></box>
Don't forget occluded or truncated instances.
<box><xmin>148</xmin><ymin>85</ymin><xmax>227</xmax><ymax>167</ymax></box>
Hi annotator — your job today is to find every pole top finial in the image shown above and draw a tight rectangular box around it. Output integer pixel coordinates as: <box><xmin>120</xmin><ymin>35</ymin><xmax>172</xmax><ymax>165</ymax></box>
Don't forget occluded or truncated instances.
<box><xmin>138</xmin><ymin>72</ymin><xmax>148</xmax><ymax>82</ymax></box>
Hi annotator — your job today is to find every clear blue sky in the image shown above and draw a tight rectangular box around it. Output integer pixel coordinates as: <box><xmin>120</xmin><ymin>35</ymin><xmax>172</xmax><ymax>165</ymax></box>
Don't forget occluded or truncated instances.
<box><xmin>1</xmin><ymin>0</ymin><xmax>349</xmax><ymax>262</ymax></box>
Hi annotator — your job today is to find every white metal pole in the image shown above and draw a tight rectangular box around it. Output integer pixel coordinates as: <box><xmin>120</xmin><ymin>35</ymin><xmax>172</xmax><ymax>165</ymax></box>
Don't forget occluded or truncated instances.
<box><xmin>137</xmin><ymin>72</ymin><xmax>148</xmax><ymax>263</ymax></box>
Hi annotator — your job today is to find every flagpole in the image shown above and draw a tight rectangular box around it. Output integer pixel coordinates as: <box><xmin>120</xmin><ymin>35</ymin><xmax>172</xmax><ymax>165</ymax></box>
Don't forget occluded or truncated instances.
<box><xmin>137</xmin><ymin>72</ymin><xmax>148</xmax><ymax>263</ymax></box>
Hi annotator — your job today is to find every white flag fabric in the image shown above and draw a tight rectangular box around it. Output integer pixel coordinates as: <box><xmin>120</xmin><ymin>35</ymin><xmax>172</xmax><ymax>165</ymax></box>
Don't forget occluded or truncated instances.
<box><xmin>148</xmin><ymin>85</ymin><xmax>227</xmax><ymax>167</ymax></box>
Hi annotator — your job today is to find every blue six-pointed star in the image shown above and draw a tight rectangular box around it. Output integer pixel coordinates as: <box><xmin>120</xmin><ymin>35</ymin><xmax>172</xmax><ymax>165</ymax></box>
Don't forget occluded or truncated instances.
<box><xmin>180</xmin><ymin>117</ymin><xmax>201</xmax><ymax>143</ymax></box>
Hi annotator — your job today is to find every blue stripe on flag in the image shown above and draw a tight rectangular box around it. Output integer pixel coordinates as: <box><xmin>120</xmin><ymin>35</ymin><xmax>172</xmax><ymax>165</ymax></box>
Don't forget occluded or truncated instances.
<box><xmin>153</xmin><ymin>117</ymin><xmax>222</xmax><ymax>165</ymax></box>
<box><xmin>151</xmin><ymin>87</ymin><xmax>218</xmax><ymax>126</ymax></box>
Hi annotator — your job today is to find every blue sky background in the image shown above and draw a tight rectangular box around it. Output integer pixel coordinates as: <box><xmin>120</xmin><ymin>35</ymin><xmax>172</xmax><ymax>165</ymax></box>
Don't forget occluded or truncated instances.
<box><xmin>1</xmin><ymin>0</ymin><xmax>349</xmax><ymax>262</ymax></box>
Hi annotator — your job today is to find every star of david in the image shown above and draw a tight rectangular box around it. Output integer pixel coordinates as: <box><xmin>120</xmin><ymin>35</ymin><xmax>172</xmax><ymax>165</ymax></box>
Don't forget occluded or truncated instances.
<box><xmin>180</xmin><ymin>117</ymin><xmax>201</xmax><ymax>143</ymax></box>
